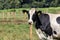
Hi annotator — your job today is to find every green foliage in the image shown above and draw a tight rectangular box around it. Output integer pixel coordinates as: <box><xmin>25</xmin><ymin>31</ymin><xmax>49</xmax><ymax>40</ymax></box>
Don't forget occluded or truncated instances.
<box><xmin>22</xmin><ymin>4</ymin><xmax>31</xmax><ymax>8</ymax></box>
<box><xmin>0</xmin><ymin>0</ymin><xmax>60</xmax><ymax>9</ymax></box>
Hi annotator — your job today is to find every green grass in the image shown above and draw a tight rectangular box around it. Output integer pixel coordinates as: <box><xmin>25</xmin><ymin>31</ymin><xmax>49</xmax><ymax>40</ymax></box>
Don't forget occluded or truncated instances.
<box><xmin>0</xmin><ymin>8</ymin><xmax>39</xmax><ymax>40</ymax></box>
<box><xmin>0</xmin><ymin>23</ymin><xmax>39</xmax><ymax>40</ymax></box>
<box><xmin>0</xmin><ymin>7</ymin><xmax>60</xmax><ymax>13</ymax></box>
<box><xmin>0</xmin><ymin>7</ymin><xmax>60</xmax><ymax>40</ymax></box>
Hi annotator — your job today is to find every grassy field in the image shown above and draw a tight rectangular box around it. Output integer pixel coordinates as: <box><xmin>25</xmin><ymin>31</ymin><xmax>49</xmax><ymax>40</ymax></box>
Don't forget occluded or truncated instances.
<box><xmin>0</xmin><ymin>23</ymin><xmax>39</xmax><ymax>40</ymax></box>
<box><xmin>0</xmin><ymin>7</ymin><xmax>60</xmax><ymax>40</ymax></box>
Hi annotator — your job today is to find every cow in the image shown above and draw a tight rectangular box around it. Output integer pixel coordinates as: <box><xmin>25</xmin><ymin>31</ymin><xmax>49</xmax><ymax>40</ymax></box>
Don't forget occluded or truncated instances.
<box><xmin>22</xmin><ymin>8</ymin><xmax>60</xmax><ymax>40</ymax></box>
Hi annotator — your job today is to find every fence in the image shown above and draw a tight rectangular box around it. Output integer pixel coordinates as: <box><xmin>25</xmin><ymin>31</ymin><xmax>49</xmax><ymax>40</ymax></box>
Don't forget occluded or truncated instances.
<box><xmin>0</xmin><ymin>11</ymin><xmax>27</xmax><ymax>24</ymax></box>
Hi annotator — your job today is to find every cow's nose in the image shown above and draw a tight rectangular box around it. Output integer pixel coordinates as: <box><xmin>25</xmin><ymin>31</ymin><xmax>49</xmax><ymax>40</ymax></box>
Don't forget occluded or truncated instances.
<box><xmin>29</xmin><ymin>22</ymin><xmax>32</xmax><ymax>25</ymax></box>
<box><xmin>28</xmin><ymin>20</ymin><xmax>33</xmax><ymax>24</ymax></box>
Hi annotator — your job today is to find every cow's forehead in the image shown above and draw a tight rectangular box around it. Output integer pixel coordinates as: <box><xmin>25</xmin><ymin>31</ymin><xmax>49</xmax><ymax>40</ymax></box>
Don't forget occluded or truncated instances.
<box><xmin>29</xmin><ymin>8</ymin><xmax>35</xmax><ymax>15</ymax></box>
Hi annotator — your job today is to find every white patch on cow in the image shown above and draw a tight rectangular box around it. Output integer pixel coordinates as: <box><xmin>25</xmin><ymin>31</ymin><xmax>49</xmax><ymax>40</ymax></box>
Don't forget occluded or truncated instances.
<box><xmin>35</xmin><ymin>29</ymin><xmax>46</xmax><ymax>39</ymax></box>
<box><xmin>48</xmin><ymin>13</ymin><xmax>60</xmax><ymax>38</ymax></box>
<box><xmin>28</xmin><ymin>8</ymin><xmax>35</xmax><ymax>24</ymax></box>
<box><xmin>36</xmin><ymin>29</ymin><xmax>53</xmax><ymax>40</ymax></box>
<box><xmin>47</xmin><ymin>36</ymin><xmax>53</xmax><ymax>40</ymax></box>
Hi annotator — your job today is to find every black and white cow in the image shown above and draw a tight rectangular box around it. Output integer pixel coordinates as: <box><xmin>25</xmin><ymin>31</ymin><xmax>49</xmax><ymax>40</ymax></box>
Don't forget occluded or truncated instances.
<box><xmin>22</xmin><ymin>8</ymin><xmax>60</xmax><ymax>40</ymax></box>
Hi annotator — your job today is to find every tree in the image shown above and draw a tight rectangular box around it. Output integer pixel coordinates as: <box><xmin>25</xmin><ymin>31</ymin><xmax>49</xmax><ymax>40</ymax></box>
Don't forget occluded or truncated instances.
<box><xmin>0</xmin><ymin>0</ymin><xmax>4</xmax><ymax>9</ymax></box>
<box><xmin>0</xmin><ymin>0</ymin><xmax>60</xmax><ymax>9</ymax></box>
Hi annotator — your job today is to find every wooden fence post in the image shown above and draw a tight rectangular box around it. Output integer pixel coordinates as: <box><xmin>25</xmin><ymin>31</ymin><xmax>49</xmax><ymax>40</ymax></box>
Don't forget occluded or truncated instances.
<box><xmin>30</xmin><ymin>24</ymin><xmax>32</xmax><ymax>40</ymax></box>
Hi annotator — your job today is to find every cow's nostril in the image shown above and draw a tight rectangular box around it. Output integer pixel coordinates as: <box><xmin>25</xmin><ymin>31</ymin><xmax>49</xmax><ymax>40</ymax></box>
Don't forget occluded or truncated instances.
<box><xmin>29</xmin><ymin>22</ymin><xmax>32</xmax><ymax>25</ymax></box>
<box><xmin>29</xmin><ymin>23</ymin><xmax>31</xmax><ymax>24</ymax></box>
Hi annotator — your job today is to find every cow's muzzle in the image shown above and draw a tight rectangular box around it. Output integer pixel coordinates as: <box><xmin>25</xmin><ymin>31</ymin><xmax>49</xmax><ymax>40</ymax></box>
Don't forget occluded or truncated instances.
<box><xmin>28</xmin><ymin>20</ymin><xmax>33</xmax><ymax>25</ymax></box>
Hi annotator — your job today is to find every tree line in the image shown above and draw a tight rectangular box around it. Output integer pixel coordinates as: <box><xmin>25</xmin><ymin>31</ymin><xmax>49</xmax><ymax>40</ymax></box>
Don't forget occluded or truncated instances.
<box><xmin>0</xmin><ymin>0</ymin><xmax>60</xmax><ymax>10</ymax></box>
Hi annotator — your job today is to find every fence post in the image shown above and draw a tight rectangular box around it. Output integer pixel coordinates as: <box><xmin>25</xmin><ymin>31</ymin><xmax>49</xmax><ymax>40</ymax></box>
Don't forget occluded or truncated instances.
<box><xmin>30</xmin><ymin>24</ymin><xmax>32</xmax><ymax>40</ymax></box>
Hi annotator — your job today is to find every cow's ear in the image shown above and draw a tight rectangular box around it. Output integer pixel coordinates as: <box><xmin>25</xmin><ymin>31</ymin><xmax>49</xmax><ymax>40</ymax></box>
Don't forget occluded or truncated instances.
<box><xmin>22</xmin><ymin>10</ymin><xmax>29</xmax><ymax>14</ymax></box>
<box><xmin>37</xmin><ymin>11</ymin><xmax>42</xmax><ymax>16</ymax></box>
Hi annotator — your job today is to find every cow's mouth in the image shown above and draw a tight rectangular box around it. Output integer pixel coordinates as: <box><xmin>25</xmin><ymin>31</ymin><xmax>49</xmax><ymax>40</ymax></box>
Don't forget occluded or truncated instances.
<box><xmin>28</xmin><ymin>21</ymin><xmax>33</xmax><ymax>25</ymax></box>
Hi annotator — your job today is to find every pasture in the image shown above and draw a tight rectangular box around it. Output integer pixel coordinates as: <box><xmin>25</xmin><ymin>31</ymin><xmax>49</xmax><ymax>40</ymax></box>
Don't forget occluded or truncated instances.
<box><xmin>0</xmin><ymin>7</ymin><xmax>60</xmax><ymax>40</ymax></box>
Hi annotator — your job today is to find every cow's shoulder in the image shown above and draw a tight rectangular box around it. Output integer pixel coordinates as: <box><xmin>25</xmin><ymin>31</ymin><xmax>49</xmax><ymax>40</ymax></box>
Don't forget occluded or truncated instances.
<box><xmin>43</xmin><ymin>14</ymin><xmax>49</xmax><ymax>17</ymax></box>
<box><xmin>39</xmin><ymin>13</ymin><xmax>50</xmax><ymax>22</ymax></box>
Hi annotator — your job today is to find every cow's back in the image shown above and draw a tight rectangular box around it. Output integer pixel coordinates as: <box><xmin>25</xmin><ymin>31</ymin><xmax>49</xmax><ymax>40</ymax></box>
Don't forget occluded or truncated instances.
<box><xmin>48</xmin><ymin>13</ymin><xmax>60</xmax><ymax>38</ymax></box>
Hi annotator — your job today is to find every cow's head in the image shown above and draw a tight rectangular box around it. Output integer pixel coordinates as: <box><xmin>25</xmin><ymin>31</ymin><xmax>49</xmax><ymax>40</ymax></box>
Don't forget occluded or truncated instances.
<box><xmin>22</xmin><ymin>8</ymin><xmax>42</xmax><ymax>24</ymax></box>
